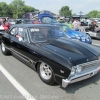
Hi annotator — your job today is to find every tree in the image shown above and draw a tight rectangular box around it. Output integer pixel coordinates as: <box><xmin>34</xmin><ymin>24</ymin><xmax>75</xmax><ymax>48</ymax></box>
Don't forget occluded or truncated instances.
<box><xmin>96</xmin><ymin>12</ymin><xmax>100</xmax><ymax>18</ymax></box>
<box><xmin>87</xmin><ymin>10</ymin><xmax>100</xmax><ymax>18</ymax></box>
<box><xmin>8</xmin><ymin>0</ymin><xmax>37</xmax><ymax>18</ymax></box>
<box><xmin>10</xmin><ymin>0</ymin><xmax>37</xmax><ymax>18</ymax></box>
<box><xmin>0</xmin><ymin>0</ymin><xmax>37</xmax><ymax>18</ymax></box>
<box><xmin>23</xmin><ymin>5</ymin><xmax>36</xmax><ymax>14</ymax></box>
<box><xmin>59</xmin><ymin>6</ymin><xmax>72</xmax><ymax>17</ymax></box>
<box><xmin>0</xmin><ymin>2</ymin><xmax>10</xmax><ymax>17</ymax></box>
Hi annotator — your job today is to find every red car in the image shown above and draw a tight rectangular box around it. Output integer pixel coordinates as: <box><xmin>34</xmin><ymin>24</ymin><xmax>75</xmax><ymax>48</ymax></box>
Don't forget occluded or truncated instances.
<box><xmin>0</xmin><ymin>19</ymin><xmax>10</xmax><ymax>42</ymax></box>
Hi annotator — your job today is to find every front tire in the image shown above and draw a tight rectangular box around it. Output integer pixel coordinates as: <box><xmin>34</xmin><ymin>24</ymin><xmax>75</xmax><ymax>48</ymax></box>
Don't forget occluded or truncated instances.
<box><xmin>37</xmin><ymin>62</ymin><xmax>55</xmax><ymax>85</ymax></box>
<box><xmin>1</xmin><ymin>42</ymin><xmax>10</xmax><ymax>55</ymax></box>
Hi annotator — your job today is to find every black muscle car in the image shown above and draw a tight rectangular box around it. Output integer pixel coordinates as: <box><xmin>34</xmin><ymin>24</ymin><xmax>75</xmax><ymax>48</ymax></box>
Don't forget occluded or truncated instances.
<box><xmin>1</xmin><ymin>24</ymin><xmax>100</xmax><ymax>88</ymax></box>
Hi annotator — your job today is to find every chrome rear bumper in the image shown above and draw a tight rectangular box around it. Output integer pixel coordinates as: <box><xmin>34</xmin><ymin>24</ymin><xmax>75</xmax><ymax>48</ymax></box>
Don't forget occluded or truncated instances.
<box><xmin>62</xmin><ymin>66</ymin><xmax>100</xmax><ymax>88</ymax></box>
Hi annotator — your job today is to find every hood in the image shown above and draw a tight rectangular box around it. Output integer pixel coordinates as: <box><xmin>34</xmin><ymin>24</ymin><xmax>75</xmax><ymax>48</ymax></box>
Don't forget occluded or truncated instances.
<box><xmin>40</xmin><ymin>38</ymin><xmax>100</xmax><ymax>65</ymax></box>
<box><xmin>66</xmin><ymin>29</ymin><xmax>87</xmax><ymax>37</ymax></box>
<box><xmin>38</xmin><ymin>14</ymin><xmax>54</xmax><ymax>22</ymax></box>
<box><xmin>66</xmin><ymin>29</ymin><xmax>92</xmax><ymax>44</ymax></box>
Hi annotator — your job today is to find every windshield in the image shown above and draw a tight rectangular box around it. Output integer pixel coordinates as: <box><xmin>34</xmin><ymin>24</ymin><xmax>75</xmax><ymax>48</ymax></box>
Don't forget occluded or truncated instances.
<box><xmin>29</xmin><ymin>26</ymin><xmax>67</xmax><ymax>42</ymax></box>
<box><xmin>8</xmin><ymin>19</ymin><xmax>16</xmax><ymax>22</ymax></box>
<box><xmin>42</xmin><ymin>17</ymin><xmax>57</xmax><ymax>23</ymax></box>
<box><xmin>61</xmin><ymin>25</ymin><xmax>71</xmax><ymax>32</ymax></box>
<box><xmin>21</xmin><ymin>19</ymin><xmax>33</xmax><ymax>24</ymax></box>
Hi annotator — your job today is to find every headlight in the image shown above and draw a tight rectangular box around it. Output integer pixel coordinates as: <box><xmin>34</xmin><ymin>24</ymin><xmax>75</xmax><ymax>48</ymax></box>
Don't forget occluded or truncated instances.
<box><xmin>70</xmin><ymin>65</ymin><xmax>82</xmax><ymax>76</ymax></box>
<box><xmin>86</xmin><ymin>39</ymin><xmax>89</xmax><ymax>41</ymax></box>
<box><xmin>76</xmin><ymin>36</ymin><xmax>80</xmax><ymax>39</ymax></box>
<box><xmin>76</xmin><ymin>65</ymin><xmax>82</xmax><ymax>73</ymax></box>
<box><xmin>70</xmin><ymin>66</ymin><xmax>76</xmax><ymax>76</ymax></box>
<box><xmin>70</xmin><ymin>67</ymin><xmax>76</xmax><ymax>76</ymax></box>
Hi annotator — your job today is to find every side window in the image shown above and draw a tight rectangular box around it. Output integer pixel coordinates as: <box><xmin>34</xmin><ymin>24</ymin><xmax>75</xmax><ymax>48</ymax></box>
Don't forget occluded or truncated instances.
<box><xmin>17</xmin><ymin>28</ymin><xmax>24</xmax><ymax>37</ymax></box>
<box><xmin>10</xmin><ymin>28</ymin><xmax>17</xmax><ymax>36</ymax></box>
<box><xmin>16</xmin><ymin>28</ymin><xmax>29</xmax><ymax>42</ymax></box>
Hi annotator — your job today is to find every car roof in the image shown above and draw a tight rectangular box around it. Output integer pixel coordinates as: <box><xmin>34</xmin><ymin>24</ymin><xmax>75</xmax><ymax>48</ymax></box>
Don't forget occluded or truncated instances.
<box><xmin>11</xmin><ymin>24</ymin><xmax>60</xmax><ymax>28</ymax></box>
<box><xmin>50</xmin><ymin>23</ymin><xmax>67</xmax><ymax>26</ymax></box>
<box><xmin>16</xmin><ymin>18</ymin><xmax>33</xmax><ymax>20</ymax></box>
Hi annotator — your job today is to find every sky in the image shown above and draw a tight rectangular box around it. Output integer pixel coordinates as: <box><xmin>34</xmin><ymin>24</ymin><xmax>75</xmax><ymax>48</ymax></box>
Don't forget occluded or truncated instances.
<box><xmin>1</xmin><ymin>0</ymin><xmax>100</xmax><ymax>15</ymax></box>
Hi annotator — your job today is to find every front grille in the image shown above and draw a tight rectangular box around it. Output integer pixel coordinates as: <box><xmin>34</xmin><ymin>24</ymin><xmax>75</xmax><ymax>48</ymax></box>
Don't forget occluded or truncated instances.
<box><xmin>79</xmin><ymin>59</ymin><xmax>100</xmax><ymax>71</ymax></box>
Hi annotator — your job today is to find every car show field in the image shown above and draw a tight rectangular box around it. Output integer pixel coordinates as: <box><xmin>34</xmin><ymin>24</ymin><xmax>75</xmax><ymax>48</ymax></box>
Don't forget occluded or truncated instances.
<box><xmin>0</xmin><ymin>22</ymin><xmax>100</xmax><ymax>100</ymax></box>
<box><xmin>0</xmin><ymin>0</ymin><xmax>100</xmax><ymax>99</ymax></box>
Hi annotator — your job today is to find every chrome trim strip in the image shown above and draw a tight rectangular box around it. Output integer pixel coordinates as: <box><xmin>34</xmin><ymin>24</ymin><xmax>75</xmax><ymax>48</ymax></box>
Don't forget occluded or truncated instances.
<box><xmin>13</xmin><ymin>51</ymin><xmax>29</xmax><ymax>63</ymax></box>
<box><xmin>5</xmin><ymin>46</ymin><xmax>10</xmax><ymax>50</ymax></box>
<box><xmin>22</xmin><ymin>28</ymin><xmax>30</xmax><ymax>43</ymax></box>
<box><xmin>62</xmin><ymin>66</ymin><xmax>100</xmax><ymax>88</ymax></box>
<box><xmin>11</xmin><ymin>48</ymin><xmax>36</xmax><ymax>64</ymax></box>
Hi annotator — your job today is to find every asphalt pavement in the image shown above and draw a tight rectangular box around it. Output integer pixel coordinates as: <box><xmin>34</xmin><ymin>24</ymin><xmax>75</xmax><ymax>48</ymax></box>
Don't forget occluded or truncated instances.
<box><xmin>0</xmin><ymin>39</ymin><xmax>100</xmax><ymax>100</ymax></box>
<box><xmin>92</xmin><ymin>38</ymin><xmax>100</xmax><ymax>46</ymax></box>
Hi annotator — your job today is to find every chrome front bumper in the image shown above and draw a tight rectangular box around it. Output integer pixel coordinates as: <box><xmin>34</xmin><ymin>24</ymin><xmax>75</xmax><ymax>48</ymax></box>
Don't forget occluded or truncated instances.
<box><xmin>62</xmin><ymin>66</ymin><xmax>100</xmax><ymax>88</ymax></box>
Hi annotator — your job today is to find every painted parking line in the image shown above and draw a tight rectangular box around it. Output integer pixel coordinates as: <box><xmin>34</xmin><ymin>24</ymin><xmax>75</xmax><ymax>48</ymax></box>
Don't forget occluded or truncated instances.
<box><xmin>0</xmin><ymin>64</ymin><xmax>36</xmax><ymax>100</ymax></box>
<box><xmin>92</xmin><ymin>43</ymin><xmax>100</xmax><ymax>46</ymax></box>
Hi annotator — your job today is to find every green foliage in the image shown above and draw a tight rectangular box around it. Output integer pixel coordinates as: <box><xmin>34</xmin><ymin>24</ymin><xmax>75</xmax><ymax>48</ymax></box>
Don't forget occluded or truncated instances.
<box><xmin>87</xmin><ymin>10</ymin><xmax>100</xmax><ymax>18</ymax></box>
<box><xmin>59</xmin><ymin>6</ymin><xmax>72</xmax><ymax>17</ymax></box>
<box><xmin>0</xmin><ymin>2</ymin><xmax>10</xmax><ymax>17</ymax></box>
<box><xmin>96</xmin><ymin>12</ymin><xmax>100</xmax><ymax>18</ymax></box>
<box><xmin>0</xmin><ymin>0</ymin><xmax>37</xmax><ymax>18</ymax></box>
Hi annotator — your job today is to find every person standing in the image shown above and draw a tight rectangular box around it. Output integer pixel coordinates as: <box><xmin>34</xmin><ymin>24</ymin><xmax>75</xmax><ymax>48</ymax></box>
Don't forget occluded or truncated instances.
<box><xmin>72</xmin><ymin>19</ymin><xmax>80</xmax><ymax>31</ymax></box>
<box><xmin>89</xmin><ymin>21</ymin><xmax>100</xmax><ymax>32</ymax></box>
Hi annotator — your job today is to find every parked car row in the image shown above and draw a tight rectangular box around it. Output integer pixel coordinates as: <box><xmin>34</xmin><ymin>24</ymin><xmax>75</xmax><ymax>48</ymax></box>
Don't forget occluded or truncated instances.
<box><xmin>0</xmin><ymin>17</ymin><xmax>92</xmax><ymax>44</ymax></box>
<box><xmin>0</xmin><ymin>10</ymin><xmax>94</xmax><ymax>44</ymax></box>
<box><xmin>1</xmin><ymin>24</ymin><xmax>100</xmax><ymax>88</ymax></box>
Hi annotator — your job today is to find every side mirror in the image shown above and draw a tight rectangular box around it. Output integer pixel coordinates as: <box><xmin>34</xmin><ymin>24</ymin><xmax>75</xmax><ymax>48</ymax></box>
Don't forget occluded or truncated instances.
<box><xmin>16</xmin><ymin>35</ymin><xmax>23</xmax><ymax>42</ymax></box>
<box><xmin>18</xmin><ymin>37</ymin><xmax>23</xmax><ymax>42</ymax></box>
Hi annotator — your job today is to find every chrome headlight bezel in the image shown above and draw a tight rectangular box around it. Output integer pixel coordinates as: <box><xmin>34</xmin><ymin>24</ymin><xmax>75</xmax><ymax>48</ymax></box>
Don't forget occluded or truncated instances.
<box><xmin>70</xmin><ymin>67</ymin><xmax>76</xmax><ymax>76</ymax></box>
<box><xmin>70</xmin><ymin>65</ymin><xmax>82</xmax><ymax>76</ymax></box>
<box><xmin>76</xmin><ymin>65</ymin><xmax>82</xmax><ymax>73</ymax></box>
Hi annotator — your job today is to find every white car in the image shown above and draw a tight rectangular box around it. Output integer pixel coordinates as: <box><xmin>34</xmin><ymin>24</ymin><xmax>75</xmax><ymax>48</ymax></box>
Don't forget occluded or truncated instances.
<box><xmin>84</xmin><ymin>25</ymin><xmax>100</xmax><ymax>39</ymax></box>
<box><xmin>86</xmin><ymin>31</ymin><xmax>100</xmax><ymax>39</ymax></box>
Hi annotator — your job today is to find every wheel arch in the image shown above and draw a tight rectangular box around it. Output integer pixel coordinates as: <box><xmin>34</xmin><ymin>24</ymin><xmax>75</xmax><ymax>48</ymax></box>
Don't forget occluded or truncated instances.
<box><xmin>34</xmin><ymin>59</ymin><xmax>71</xmax><ymax>84</ymax></box>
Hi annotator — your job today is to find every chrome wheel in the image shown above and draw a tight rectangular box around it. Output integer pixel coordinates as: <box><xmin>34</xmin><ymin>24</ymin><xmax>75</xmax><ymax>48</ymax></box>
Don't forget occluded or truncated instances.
<box><xmin>40</xmin><ymin>62</ymin><xmax>52</xmax><ymax>80</ymax></box>
<box><xmin>1</xmin><ymin>42</ymin><xmax>6</xmax><ymax>52</ymax></box>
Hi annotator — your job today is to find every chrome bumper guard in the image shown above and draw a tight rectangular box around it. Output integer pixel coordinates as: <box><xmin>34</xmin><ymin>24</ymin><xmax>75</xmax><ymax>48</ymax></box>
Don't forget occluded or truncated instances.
<box><xmin>62</xmin><ymin>66</ymin><xmax>100</xmax><ymax>88</ymax></box>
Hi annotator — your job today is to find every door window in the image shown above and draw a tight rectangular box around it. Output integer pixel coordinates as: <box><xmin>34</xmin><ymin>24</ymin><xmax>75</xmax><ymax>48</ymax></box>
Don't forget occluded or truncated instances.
<box><xmin>10</xmin><ymin>27</ymin><xmax>17</xmax><ymax>36</ymax></box>
<box><xmin>17</xmin><ymin>28</ymin><xmax>29</xmax><ymax>42</ymax></box>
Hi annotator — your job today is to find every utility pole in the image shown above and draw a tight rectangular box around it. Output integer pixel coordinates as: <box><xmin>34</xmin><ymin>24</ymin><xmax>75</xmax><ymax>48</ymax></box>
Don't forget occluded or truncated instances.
<box><xmin>79</xmin><ymin>11</ymin><xmax>83</xmax><ymax>20</ymax></box>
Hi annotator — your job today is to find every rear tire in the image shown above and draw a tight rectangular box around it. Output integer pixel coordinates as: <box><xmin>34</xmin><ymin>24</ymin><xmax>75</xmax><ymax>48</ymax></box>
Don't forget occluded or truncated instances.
<box><xmin>1</xmin><ymin>42</ymin><xmax>10</xmax><ymax>55</ymax></box>
<box><xmin>37</xmin><ymin>62</ymin><xmax>55</xmax><ymax>85</ymax></box>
